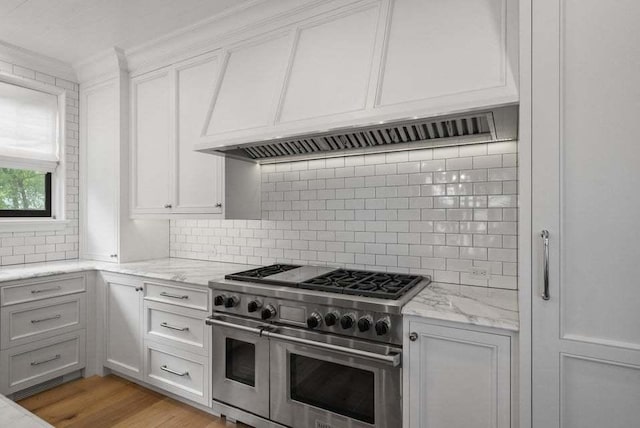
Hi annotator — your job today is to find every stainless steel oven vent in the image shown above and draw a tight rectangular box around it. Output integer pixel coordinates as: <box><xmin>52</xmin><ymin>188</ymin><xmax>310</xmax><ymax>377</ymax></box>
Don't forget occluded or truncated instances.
<box><xmin>210</xmin><ymin>105</ymin><xmax>517</xmax><ymax>163</ymax></box>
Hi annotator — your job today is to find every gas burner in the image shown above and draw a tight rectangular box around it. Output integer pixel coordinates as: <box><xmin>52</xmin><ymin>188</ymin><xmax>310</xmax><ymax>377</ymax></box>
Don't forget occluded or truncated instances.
<box><xmin>225</xmin><ymin>264</ymin><xmax>300</xmax><ymax>282</ymax></box>
<box><xmin>300</xmin><ymin>269</ymin><xmax>423</xmax><ymax>300</ymax></box>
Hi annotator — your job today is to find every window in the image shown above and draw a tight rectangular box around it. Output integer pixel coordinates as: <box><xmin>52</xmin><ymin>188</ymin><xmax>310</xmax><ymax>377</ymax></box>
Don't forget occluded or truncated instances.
<box><xmin>0</xmin><ymin>77</ymin><xmax>62</xmax><ymax>219</ymax></box>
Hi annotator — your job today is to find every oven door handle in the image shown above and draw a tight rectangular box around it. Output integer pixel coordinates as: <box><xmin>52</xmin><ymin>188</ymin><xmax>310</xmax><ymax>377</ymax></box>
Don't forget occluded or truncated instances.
<box><xmin>205</xmin><ymin>316</ymin><xmax>265</xmax><ymax>335</ymax></box>
<box><xmin>266</xmin><ymin>330</ymin><xmax>401</xmax><ymax>367</ymax></box>
<box><xmin>206</xmin><ymin>316</ymin><xmax>401</xmax><ymax>367</ymax></box>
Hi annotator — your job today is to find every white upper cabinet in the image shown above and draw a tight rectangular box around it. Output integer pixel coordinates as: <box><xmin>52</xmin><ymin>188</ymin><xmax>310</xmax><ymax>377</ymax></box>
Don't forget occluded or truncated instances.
<box><xmin>205</xmin><ymin>33</ymin><xmax>292</xmax><ymax>136</ymax></box>
<box><xmin>278</xmin><ymin>4</ymin><xmax>381</xmax><ymax>123</ymax></box>
<box><xmin>131</xmin><ymin>68</ymin><xmax>172</xmax><ymax>213</ymax></box>
<box><xmin>130</xmin><ymin>52</ymin><xmax>260</xmax><ymax>218</ymax></box>
<box><xmin>174</xmin><ymin>55</ymin><xmax>223</xmax><ymax>214</ymax></box>
<box><xmin>378</xmin><ymin>0</ymin><xmax>514</xmax><ymax>107</ymax></box>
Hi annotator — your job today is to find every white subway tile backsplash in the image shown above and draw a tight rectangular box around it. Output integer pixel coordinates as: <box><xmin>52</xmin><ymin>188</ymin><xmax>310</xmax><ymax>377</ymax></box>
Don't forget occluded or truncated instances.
<box><xmin>171</xmin><ymin>143</ymin><xmax>518</xmax><ymax>289</ymax></box>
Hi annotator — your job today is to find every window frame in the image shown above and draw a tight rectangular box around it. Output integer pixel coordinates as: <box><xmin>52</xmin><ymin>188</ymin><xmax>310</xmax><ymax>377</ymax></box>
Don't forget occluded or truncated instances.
<box><xmin>0</xmin><ymin>72</ymin><xmax>66</xmax><ymax>221</ymax></box>
<box><xmin>0</xmin><ymin>171</ymin><xmax>52</xmax><ymax>217</ymax></box>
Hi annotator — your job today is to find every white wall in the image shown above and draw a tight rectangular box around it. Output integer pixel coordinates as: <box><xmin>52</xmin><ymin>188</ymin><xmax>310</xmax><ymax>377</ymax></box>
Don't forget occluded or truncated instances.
<box><xmin>171</xmin><ymin>141</ymin><xmax>518</xmax><ymax>290</ymax></box>
<box><xmin>0</xmin><ymin>60</ymin><xmax>79</xmax><ymax>265</ymax></box>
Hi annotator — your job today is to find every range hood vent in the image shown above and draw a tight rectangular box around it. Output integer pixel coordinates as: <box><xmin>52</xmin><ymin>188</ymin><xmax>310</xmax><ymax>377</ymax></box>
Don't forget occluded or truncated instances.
<box><xmin>212</xmin><ymin>105</ymin><xmax>517</xmax><ymax>163</ymax></box>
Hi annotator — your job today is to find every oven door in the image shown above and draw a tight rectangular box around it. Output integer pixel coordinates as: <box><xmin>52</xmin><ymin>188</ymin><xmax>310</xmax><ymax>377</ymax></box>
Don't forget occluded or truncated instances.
<box><xmin>269</xmin><ymin>327</ymin><xmax>402</xmax><ymax>428</ymax></box>
<box><xmin>208</xmin><ymin>313</ymin><xmax>270</xmax><ymax>419</ymax></box>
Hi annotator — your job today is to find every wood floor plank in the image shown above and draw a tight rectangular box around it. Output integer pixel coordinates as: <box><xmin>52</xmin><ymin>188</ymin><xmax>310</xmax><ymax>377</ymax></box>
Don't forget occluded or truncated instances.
<box><xmin>17</xmin><ymin>375</ymin><xmax>249</xmax><ymax>428</ymax></box>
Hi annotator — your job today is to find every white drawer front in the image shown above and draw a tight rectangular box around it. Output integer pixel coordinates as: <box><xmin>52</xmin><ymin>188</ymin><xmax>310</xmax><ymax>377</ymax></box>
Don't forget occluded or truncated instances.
<box><xmin>0</xmin><ymin>330</ymin><xmax>86</xmax><ymax>395</ymax></box>
<box><xmin>1</xmin><ymin>275</ymin><xmax>86</xmax><ymax>306</ymax></box>
<box><xmin>1</xmin><ymin>294</ymin><xmax>86</xmax><ymax>349</ymax></box>
<box><xmin>144</xmin><ymin>282</ymin><xmax>208</xmax><ymax>311</ymax></box>
<box><xmin>145</xmin><ymin>342</ymin><xmax>208</xmax><ymax>405</ymax></box>
<box><xmin>145</xmin><ymin>304</ymin><xmax>207</xmax><ymax>354</ymax></box>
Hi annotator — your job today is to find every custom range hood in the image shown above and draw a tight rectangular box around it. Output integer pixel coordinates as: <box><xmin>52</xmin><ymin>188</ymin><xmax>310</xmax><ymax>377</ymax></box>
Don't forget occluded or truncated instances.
<box><xmin>203</xmin><ymin>105</ymin><xmax>518</xmax><ymax>164</ymax></box>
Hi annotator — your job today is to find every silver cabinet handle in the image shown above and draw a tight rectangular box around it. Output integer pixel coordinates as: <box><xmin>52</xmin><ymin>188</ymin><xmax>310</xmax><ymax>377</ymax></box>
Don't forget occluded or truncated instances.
<box><xmin>31</xmin><ymin>314</ymin><xmax>62</xmax><ymax>324</ymax></box>
<box><xmin>161</xmin><ymin>322</ymin><xmax>189</xmax><ymax>332</ymax></box>
<box><xmin>541</xmin><ymin>230</ymin><xmax>550</xmax><ymax>300</ymax></box>
<box><xmin>135</xmin><ymin>287</ymin><xmax>143</xmax><ymax>292</ymax></box>
<box><xmin>160</xmin><ymin>365</ymin><xmax>189</xmax><ymax>377</ymax></box>
<box><xmin>31</xmin><ymin>354</ymin><xmax>61</xmax><ymax>366</ymax></box>
<box><xmin>215</xmin><ymin>202</ymin><xmax>222</xmax><ymax>208</ymax></box>
<box><xmin>110</xmin><ymin>254</ymin><xmax>117</xmax><ymax>258</ymax></box>
<box><xmin>31</xmin><ymin>286</ymin><xmax>62</xmax><ymax>294</ymax></box>
<box><xmin>164</xmin><ymin>204</ymin><xmax>172</xmax><ymax>209</ymax></box>
<box><xmin>409</xmin><ymin>332</ymin><xmax>418</xmax><ymax>342</ymax></box>
<box><xmin>160</xmin><ymin>292</ymin><xmax>188</xmax><ymax>300</ymax></box>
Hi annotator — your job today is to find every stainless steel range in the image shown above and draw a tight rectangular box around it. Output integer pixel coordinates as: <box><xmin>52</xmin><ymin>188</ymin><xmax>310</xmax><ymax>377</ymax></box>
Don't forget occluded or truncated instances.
<box><xmin>206</xmin><ymin>264</ymin><xmax>430</xmax><ymax>428</ymax></box>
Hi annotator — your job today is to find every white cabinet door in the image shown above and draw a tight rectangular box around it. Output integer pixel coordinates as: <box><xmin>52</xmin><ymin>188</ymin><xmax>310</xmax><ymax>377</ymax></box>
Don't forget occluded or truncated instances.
<box><xmin>174</xmin><ymin>54</ymin><xmax>223</xmax><ymax>213</ymax></box>
<box><xmin>204</xmin><ymin>32</ymin><xmax>292</xmax><ymax>136</ymax></box>
<box><xmin>104</xmin><ymin>278</ymin><xmax>143</xmax><ymax>380</ymax></box>
<box><xmin>405</xmin><ymin>321</ymin><xmax>511</xmax><ymax>428</ymax></box>
<box><xmin>80</xmin><ymin>80</ymin><xmax>118</xmax><ymax>261</ymax></box>
<box><xmin>131</xmin><ymin>68</ymin><xmax>172</xmax><ymax>213</ymax></box>
<box><xmin>378</xmin><ymin>0</ymin><xmax>516</xmax><ymax>108</ymax></box>
<box><xmin>277</xmin><ymin>4</ymin><xmax>381</xmax><ymax>123</ymax></box>
<box><xmin>531</xmin><ymin>1</ymin><xmax>640</xmax><ymax>427</ymax></box>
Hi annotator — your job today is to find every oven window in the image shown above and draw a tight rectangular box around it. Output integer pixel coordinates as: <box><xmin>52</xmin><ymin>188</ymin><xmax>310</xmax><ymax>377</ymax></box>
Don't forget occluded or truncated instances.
<box><xmin>290</xmin><ymin>354</ymin><xmax>375</xmax><ymax>424</ymax></box>
<box><xmin>225</xmin><ymin>338</ymin><xmax>256</xmax><ymax>387</ymax></box>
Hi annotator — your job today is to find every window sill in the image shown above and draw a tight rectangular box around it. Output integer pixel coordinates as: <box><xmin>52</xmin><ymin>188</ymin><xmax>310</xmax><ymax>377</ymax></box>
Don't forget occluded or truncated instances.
<box><xmin>0</xmin><ymin>219</ymin><xmax>69</xmax><ymax>233</ymax></box>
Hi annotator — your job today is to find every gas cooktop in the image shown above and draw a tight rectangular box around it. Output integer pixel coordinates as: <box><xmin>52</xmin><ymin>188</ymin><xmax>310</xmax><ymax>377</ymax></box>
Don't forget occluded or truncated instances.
<box><xmin>225</xmin><ymin>264</ymin><xmax>427</xmax><ymax>300</ymax></box>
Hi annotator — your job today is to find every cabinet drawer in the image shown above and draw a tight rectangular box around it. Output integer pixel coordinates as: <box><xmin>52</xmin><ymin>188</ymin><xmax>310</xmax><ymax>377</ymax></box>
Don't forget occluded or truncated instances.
<box><xmin>144</xmin><ymin>282</ymin><xmax>208</xmax><ymax>311</ymax></box>
<box><xmin>1</xmin><ymin>274</ymin><xmax>86</xmax><ymax>306</ymax></box>
<box><xmin>144</xmin><ymin>341</ymin><xmax>208</xmax><ymax>405</ymax></box>
<box><xmin>0</xmin><ymin>330</ymin><xmax>86</xmax><ymax>395</ymax></box>
<box><xmin>145</xmin><ymin>302</ymin><xmax>208</xmax><ymax>355</ymax></box>
<box><xmin>1</xmin><ymin>294</ymin><xmax>87</xmax><ymax>349</ymax></box>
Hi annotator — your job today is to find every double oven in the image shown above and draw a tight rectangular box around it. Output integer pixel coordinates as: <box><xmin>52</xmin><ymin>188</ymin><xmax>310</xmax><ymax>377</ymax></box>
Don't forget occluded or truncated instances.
<box><xmin>207</xmin><ymin>312</ymin><xmax>402</xmax><ymax>428</ymax></box>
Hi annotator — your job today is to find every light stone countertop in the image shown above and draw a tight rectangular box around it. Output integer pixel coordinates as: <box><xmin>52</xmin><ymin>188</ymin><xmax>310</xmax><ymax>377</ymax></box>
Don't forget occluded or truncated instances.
<box><xmin>0</xmin><ymin>258</ymin><xmax>258</xmax><ymax>287</ymax></box>
<box><xmin>0</xmin><ymin>258</ymin><xmax>518</xmax><ymax>331</ymax></box>
<box><xmin>0</xmin><ymin>394</ymin><xmax>53</xmax><ymax>427</ymax></box>
<box><xmin>402</xmin><ymin>281</ymin><xmax>519</xmax><ymax>331</ymax></box>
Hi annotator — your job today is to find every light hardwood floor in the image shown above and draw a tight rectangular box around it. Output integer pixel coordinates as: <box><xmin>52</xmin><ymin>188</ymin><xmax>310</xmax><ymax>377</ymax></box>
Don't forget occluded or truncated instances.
<box><xmin>17</xmin><ymin>375</ymin><xmax>250</xmax><ymax>428</ymax></box>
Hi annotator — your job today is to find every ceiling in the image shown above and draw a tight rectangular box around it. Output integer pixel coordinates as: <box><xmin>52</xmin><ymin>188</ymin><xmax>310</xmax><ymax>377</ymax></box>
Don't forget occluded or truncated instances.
<box><xmin>0</xmin><ymin>0</ymin><xmax>251</xmax><ymax>64</ymax></box>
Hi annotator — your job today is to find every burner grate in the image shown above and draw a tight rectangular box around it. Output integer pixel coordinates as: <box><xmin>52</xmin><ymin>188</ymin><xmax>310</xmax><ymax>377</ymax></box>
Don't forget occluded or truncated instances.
<box><xmin>225</xmin><ymin>264</ymin><xmax>301</xmax><ymax>283</ymax></box>
<box><xmin>300</xmin><ymin>269</ymin><xmax>423</xmax><ymax>300</ymax></box>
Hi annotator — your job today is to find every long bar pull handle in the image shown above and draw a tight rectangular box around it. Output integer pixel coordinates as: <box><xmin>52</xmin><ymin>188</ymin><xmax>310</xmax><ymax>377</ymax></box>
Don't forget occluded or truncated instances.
<box><xmin>160</xmin><ymin>292</ymin><xmax>189</xmax><ymax>300</ymax></box>
<box><xmin>160</xmin><ymin>365</ymin><xmax>189</xmax><ymax>377</ymax></box>
<box><xmin>31</xmin><ymin>354</ymin><xmax>61</xmax><ymax>366</ymax></box>
<box><xmin>31</xmin><ymin>314</ymin><xmax>62</xmax><ymax>324</ymax></box>
<box><xmin>541</xmin><ymin>230</ymin><xmax>550</xmax><ymax>300</ymax></box>
<box><xmin>160</xmin><ymin>322</ymin><xmax>189</xmax><ymax>332</ymax></box>
<box><xmin>31</xmin><ymin>286</ymin><xmax>62</xmax><ymax>294</ymax></box>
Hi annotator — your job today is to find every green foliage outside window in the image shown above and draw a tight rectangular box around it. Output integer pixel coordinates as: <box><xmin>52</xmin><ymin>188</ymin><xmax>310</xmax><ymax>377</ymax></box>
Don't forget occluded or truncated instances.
<box><xmin>0</xmin><ymin>168</ymin><xmax>47</xmax><ymax>210</ymax></box>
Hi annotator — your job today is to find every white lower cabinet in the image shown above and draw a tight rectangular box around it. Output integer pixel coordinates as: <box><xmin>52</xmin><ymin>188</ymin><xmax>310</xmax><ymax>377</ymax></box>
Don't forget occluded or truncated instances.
<box><xmin>104</xmin><ymin>274</ymin><xmax>144</xmax><ymax>380</ymax></box>
<box><xmin>0</xmin><ymin>274</ymin><xmax>88</xmax><ymax>396</ymax></box>
<box><xmin>101</xmin><ymin>273</ymin><xmax>211</xmax><ymax>406</ymax></box>
<box><xmin>404</xmin><ymin>318</ymin><xmax>512</xmax><ymax>428</ymax></box>
<box><xmin>144</xmin><ymin>340</ymin><xmax>209</xmax><ymax>406</ymax></box>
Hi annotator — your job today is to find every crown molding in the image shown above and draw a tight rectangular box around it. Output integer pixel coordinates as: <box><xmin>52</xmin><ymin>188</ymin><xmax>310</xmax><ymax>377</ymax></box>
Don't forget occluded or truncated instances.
<box><xmin>123</xmin><ymin>0</ymin><xmax>340</xmax><ymax>75</ymax></box>
<box><xmin>74</xmin><ymin>47</ymin><xmax>127</xmax><ymax>85</ymax></box>
<box><xmin>0</xmin><ymin>40</ymin><xmax>76</xmax><ymax>82</ymax></box>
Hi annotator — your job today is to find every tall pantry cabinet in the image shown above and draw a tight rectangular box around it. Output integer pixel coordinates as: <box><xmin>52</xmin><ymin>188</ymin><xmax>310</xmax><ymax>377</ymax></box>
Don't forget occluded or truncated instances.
<box><xmin>530</xmin><ymin>1</ymin><xmax>640</xmax><ymax>427</ymax></box>
<box><xmin>79</xmin><ymin>51</ymin><xmax>169</xmax><ymax>262</ymax></box>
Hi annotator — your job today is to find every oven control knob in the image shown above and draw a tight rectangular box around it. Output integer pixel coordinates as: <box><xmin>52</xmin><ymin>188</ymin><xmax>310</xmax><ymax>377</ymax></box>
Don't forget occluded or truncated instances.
<box><xmin>214</xmin><ymin>295</ymin><xmax>226</xmax><ymax>306</ymax></box>
<box><xmin>224</xmin><ymin>296</ymin><xmax>239</xmax><ymax>308</ymax></box>
<box><xmin>261</xmin><ymin>305</ymin><xmax>277</xmax><ymax>320</ymax></box>
<box><xmin>375</xmin><ymin>319</ymin><xmax>391</xmax><ymax>336</ymax></box>
<box><xmin>357</xmin><ymin>316</ymin><xmax>373</xmax><ymax>332</ymax></box>
<box><xmin>324</xmin><ymin>312</ymin><xmax>339</xmax><ymax>326</ymax></box>
<box><xmin>306</xmin><ymin>312</ymin><xmax>323</xmax><ymax>329</ymax></box>
<box><xmin>247</xmin><ymin>300</ymin><xmax>262</xmax><ymax>313</ymax></box>
<box><xmin>340</xmin><ymin>314</ymin><xmax>356</xmax><ymax>329</ymax></box>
